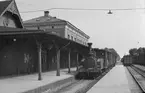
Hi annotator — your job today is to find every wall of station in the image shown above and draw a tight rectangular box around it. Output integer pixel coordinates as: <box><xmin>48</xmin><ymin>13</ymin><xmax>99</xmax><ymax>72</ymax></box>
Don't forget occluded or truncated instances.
<box><xmin>0</xmin><ymin>36</ymin><xmax>38</xmax><ymax>76</ymax></box>
<box><xmin>65</xmin><ymin>26</ymin><xmax>88</xmax><ymax>46</ymax></box>
<box><xmin>24</xmin><ymin>25</ymin><xmax>65</xmax><ymax>37</ymax></box>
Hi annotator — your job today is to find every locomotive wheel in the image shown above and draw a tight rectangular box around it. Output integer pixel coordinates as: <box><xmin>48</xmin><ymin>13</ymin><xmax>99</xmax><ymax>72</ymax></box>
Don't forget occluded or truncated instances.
<box><xmin>75</xmin><ymin>72</ymin><xmax>86</xmax><ymax>79</ymax></box>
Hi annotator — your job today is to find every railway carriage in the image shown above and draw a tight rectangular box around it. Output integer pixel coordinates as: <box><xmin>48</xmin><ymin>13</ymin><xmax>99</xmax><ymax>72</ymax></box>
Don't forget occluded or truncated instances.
<box><xmin>122</xmin><ymin>55</ymin><xmax>132</xmax><ymax>66</ymax></box>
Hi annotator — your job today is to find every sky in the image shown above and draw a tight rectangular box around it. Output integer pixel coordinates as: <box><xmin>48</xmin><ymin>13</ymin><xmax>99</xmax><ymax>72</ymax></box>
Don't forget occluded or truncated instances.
<box><xmin>5</xmin><ymin>0</ymin><xmax>145</xmax><ymax>57</ymax></box>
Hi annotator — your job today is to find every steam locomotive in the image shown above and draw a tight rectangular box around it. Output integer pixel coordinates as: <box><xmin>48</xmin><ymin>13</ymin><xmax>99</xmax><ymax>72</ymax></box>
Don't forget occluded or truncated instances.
<box><xmin>75</xmin><ymin>50</ymin><xmax>105</xmax><ymax>79</ymax></box>
<box><xmin>75</xmin><ymin>43</ymin><xmax>118</xmax><ymax>79</ymax></box>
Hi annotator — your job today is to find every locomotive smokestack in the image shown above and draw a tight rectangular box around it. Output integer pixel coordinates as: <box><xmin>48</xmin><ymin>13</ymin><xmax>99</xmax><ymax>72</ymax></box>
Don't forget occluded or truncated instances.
<box><xmin>88</xmin><ymin>43</ymin><xmax>92</xmax><ymax>49</ymax></box>
<box><xmin>88</xmin><ymin>43</ymin><xmax>92</xmax><ymax>53</ymax></box>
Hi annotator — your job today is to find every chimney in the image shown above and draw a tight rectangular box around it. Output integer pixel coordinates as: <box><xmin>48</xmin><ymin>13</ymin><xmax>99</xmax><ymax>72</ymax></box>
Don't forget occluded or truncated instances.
<box><xmin>44</xmin><ymin>11</ymin><xmax>49</xmax><ymax>17</ymax></box>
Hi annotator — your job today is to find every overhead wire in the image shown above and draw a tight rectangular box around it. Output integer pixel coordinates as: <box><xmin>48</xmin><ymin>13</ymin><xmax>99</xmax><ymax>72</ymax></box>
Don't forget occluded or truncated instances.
<box><xmin>20</xmin><ymin>7</ymin><xmax>145</xmax><ymax>13</ymax></box>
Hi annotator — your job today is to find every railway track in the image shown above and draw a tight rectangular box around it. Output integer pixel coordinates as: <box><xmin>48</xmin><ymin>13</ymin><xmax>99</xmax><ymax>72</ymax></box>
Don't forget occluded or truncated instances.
<box><xmin>127</xmin><ymin>66</ymin><xmax>145</xmax><ymax>93</ymax></box>
<box><xmin>43</xmin><ymin>68</ymin><xmax>111</xmax><ymax>93</ymax></box>
<box><xmin>133</xmin><ymin>65</ymin><xmax>145</xmax><ymax>74</ymax></box>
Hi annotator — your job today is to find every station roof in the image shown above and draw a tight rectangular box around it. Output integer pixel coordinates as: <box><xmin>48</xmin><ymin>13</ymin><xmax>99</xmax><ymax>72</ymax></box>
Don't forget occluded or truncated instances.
<box><xmin>23</xmin><ymin>15</ymin><xmax>64</xmax><ymax>24</ymax></box>
<box><xmin>0</xmin><ymin>0</ymin><xmax>11</xmax><ymax>15</ymax></box>
<box><xmin>23</xmin><ymin>11</ymin><xmax>90</xmax><ymax>39</ymax></box>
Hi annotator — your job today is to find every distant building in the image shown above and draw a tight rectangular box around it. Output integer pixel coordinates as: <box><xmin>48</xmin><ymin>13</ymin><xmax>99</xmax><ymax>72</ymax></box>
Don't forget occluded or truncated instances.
<box><xmin>23</xmin><ymin>11</ymin><xmax>90</xmax><ymax>46</ymax></box>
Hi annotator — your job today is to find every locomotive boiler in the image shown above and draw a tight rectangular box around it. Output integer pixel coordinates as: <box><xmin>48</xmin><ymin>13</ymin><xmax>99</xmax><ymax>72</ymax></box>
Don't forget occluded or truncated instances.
<box><xmin>75</xmin><ymin>43</ymin><xmax>104</xmax><ymax>79</ymax></box>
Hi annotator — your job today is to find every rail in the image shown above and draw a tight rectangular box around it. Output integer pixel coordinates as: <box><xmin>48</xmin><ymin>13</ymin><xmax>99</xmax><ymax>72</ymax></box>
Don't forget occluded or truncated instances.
<box><xmin>127</xmin><ymin>66</ymin><xmax>145</xmax><ymax>92</ymax></box>
<box><xmin>43</xmin><ymin>66</ymin><xmax>111</xmax><ymax>93</ymax></box>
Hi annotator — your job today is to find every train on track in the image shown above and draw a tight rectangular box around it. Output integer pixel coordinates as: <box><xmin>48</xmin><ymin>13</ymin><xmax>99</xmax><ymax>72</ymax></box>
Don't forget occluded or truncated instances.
<box><xmin>75</xmin><ymin>43</ymin><xmax>119</xmax><ymax>79</ymax></box>
<box><xmin>121</xmin><ymin>55</ymin><xmax>132</xmax><ymax>66</ymax></box>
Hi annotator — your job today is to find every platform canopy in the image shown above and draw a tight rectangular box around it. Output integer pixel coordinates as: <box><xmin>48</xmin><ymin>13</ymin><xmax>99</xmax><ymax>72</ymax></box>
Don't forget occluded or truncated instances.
<box><xmin>0</xmin><ymin>26</ymin><xmax>90</xmax><ymax>55</ymax></box>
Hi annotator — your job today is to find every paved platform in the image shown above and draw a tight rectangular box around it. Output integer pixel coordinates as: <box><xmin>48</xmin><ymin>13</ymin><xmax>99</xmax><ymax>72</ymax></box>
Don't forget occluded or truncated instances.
<box><xmin>0</xmin><ymin>67</ymin><xmax>77</xmax><ymax>93</ymax></box>
<box><xmin>87</xmin><ymin>65</ymin><xmax>132</xmax><ymax>93</ymax></box>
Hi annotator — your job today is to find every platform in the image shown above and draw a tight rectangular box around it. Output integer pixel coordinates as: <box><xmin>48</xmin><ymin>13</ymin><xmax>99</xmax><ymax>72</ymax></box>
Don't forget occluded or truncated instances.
<box><xmin>87</xmin><ymin>65</ymin><xmax>138</xmax><ymax>93</ymax></box>
<box><xmin>0</xmin><ymin>67</ymin><xmax>76</xmax><ymax>93</ymax></box>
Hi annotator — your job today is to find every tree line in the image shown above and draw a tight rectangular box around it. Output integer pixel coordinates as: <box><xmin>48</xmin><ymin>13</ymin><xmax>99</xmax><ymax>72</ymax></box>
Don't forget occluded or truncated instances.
<box><xmin>128</xmin><ymin>47</ymin><xmax>145</xmax><ymax>65</ymax></box>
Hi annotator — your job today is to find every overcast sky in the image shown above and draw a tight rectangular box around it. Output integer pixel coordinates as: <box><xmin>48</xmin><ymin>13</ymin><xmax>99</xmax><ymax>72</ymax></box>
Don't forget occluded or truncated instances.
<box><xmin>8</xmin><ymin>0</ymin><xmax>145</xmax><ymax>57</ymax></box>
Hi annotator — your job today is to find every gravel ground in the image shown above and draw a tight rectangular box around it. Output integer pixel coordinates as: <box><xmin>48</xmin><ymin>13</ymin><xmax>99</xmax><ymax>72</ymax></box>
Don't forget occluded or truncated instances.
<box><xmin>57</xmin><ymin>80</ymin><xmax>93</xmax><ymax>93</ymax></box>
<box><xmin>46</xmin><ymin>68</ymin><xmax>111</xmax><ymax>93</ymax></box>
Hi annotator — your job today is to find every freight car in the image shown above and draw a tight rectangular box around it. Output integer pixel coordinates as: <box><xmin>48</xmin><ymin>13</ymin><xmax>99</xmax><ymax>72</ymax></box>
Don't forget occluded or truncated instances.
<box><xmin>122</xmin><ymin>55</ymin><xmax>132</xmax><ymax>66</ymax></box>
<box><xmin>97</xmin><ymin>58</ymin><xmax>105</xmax><ymax>73</ymax></box>
<box><xmin>95</xmin><ymin>49</ymin><xmax>107</xmax><ymax>72</ymax></box>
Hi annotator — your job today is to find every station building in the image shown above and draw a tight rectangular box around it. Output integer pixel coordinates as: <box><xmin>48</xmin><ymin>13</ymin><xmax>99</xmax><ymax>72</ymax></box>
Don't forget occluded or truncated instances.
<box><xmin>23</xmin><ymin>11</ymin><xmax>90</xmax><ymax>46</ymax></box>
<box><xmin>0</xmin><ymin>0</ymin><xmax>90</xmax><ymax>80</ymax></box>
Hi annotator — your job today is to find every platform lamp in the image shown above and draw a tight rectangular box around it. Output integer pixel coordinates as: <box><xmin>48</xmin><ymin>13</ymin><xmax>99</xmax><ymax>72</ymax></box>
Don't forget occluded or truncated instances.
<box><xmin>47</xmin><ymin>43</ymin><xmax>53</xmax><ymax>50</ymax></box>
<box><xmin>108</xmin><ymin>10</ymin><xmax>113</xmax><ymax>14</ymax></box>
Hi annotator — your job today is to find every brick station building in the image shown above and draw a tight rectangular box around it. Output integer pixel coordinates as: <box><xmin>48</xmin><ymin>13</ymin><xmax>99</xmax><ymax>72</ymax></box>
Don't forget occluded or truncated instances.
<box><xmin>0</xmin><ymin>0</ymin><xmax>90</xmax><ymax>80</ymax></box>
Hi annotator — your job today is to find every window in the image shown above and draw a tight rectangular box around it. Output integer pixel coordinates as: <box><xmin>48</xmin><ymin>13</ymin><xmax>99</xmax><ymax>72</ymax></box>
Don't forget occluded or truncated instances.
<box><xmin>37</xmin><ymin>26</ymin><xmax>40</xmax><ymax>29</ymax></box>
<box><xmin>68</xmin><ymin>34</ymin><xmax>70</xmax><ymax>39</ymax></box>
<box><xmin>77</xmin><ymin>39</ymin><xmax>79</xmax><ymax>42</ymax></box>
<box><xmin>74</xmin><ymin>38</ymin><xmax>76</xmax><ymax>41</ymax></box>
<box><xmin>71</xmin><ymin>36</ymin><xmax>73</xmax><ymax>40</ymax></box>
